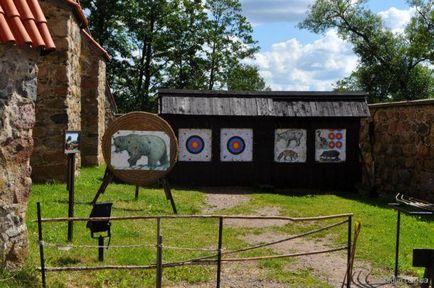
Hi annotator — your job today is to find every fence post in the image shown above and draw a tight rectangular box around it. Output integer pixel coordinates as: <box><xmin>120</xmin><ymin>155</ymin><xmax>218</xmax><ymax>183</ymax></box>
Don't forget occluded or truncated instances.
<box><xmin>98</xmin><ymin>236</ymin><xmax>104</xmax><ymax>262</ymax></box>
<box><xmin>37</xmin><ymin>202</ymin><xmax>47</xmax><ymax>288</ymax></box>
<box><xmin>156</xmin><ymin>218</ymin><xmax>163</xmax><ymax>288</ymax></box>
<box><xmin>216</xmin><ymin>217</ymin><xmax>223</xmax><ymax>288</ymax></box>
<box><xmin>135</xmin><ymin>185</ymin><xmax>140</xmax><ymax>200</ymax></box>
<box><xmin>394</xmin><ymin>210</ymin><xmax>401</xmax><ymax>279</ymax></box>
<box><xmin>347</xmin><ymin>215</ymin><xmax>352</xmax><ymax>288</ymax></box>
<box><xmin>67</xmin><ymin>153</ymin><xmax>75</xmax><ymax>242</ymax></box>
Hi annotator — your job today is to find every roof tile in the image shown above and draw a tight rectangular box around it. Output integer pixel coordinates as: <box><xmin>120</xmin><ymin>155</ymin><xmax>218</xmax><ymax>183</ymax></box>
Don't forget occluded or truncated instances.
<box><xmin>0</xmin><ymin>0</ymin><xmax>55</xmax><ymax>50</ymax></box>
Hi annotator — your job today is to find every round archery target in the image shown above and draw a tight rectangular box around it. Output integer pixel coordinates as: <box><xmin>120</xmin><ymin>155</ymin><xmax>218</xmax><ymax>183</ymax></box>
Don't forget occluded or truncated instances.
<box><xmin>178</xmin><ymin>129</ymin><xmax>211</xmax><ymax>162</ymax></box>
<box><xmin>227</xmin><ymin>136</ymin><xmax>246</xmax><ymax>155</ymax></box>
<box><xmin>220</xmin><ymin>129</ymin><xmax>253</xmax><ymax>162</ymax></box>
<box><xmin>186</xmin><ymin>135</ymin><xmax>205</xmax><ymax>154</ymax></box>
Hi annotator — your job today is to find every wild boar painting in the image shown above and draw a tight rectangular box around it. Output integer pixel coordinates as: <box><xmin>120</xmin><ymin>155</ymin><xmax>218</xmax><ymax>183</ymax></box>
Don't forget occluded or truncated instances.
<box><xmin>315</xmin><ymin>129</ymin><xmax>346</xmax><ymax>163</ymax></box>
<box><xmin>111</xmin><ymin>130</ymin><xmax>170</xmax><ymax>170</ymax></box>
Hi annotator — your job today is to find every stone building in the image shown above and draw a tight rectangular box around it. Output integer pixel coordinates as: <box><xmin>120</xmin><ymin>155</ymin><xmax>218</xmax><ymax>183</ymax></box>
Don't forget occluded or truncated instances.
<box><xmin>360</xmin><ymin>100</ymin><xmax>434</xmax><ymax>201</ymax></box>
<box><xmin>31</xmin><ymin>0</ymin><xmax>115</xmax><ymax>182</ymax></box>
<box><xmin>0</xmin><ymin>0</ymin><xmax>55</xmax><ymax>268</ymax></box>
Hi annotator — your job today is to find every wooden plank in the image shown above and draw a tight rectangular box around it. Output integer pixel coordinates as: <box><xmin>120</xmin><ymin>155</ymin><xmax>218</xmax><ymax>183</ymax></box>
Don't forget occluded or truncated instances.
<box><xmin>309</xmin><ymin>101</ymin><xmax>319</xmax><ymax>117</ymax></box>
<box><xmin>332</xmin><ymin>102</ymin><xmax>342</xmax><ymax>117</ymax></box>
<box><xmin>342</xmin><ymin>102</ymin><xmax>353</xmax><ymax>116</ymax></box>
<box><xmin>249</xmin><ymin>98</ymin><xmax>258</xmax><ymax>116</ymax></box>
<box><xmin>267</xmin><ymin>99</ymin><xmax>274</xmax><ymax>116</ymax></box>
<box><xmin>274</xmin><ymin>101</ymin><xmax>286</xmax><ymax>116</ymax></box>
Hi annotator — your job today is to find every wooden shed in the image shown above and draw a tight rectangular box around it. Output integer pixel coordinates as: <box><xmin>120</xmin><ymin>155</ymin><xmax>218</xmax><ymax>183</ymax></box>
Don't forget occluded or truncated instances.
<box><xmin>158</xmin><ymin>89</ymin><xmax>370</xmax><ymax>190</ymax></box>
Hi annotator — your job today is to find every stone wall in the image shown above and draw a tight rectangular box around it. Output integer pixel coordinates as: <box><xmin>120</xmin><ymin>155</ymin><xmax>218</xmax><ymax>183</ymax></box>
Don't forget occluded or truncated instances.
<box><xmin>360</xmin><ymin>100</ymin><xmax>434</xmax><ymax>201</ymax></box>
<box><xmin>31</xmin><ymin>0</ymin><xmax>81</xmax><ymax>182</ymax></box>
<box><xmin>80</xmin><ymin>41</ymin><xmax>106</xmax><ymax>166</ymax></box>
<box><xmin>0</xmin><ymin>44</ymin><xmax>39</xmax><ymax>268</ymax></box>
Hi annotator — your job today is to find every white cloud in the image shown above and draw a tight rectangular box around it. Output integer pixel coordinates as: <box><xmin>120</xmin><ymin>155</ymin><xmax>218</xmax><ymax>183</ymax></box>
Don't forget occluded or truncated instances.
<box><xmin>240</xmin><ymin>0</ymin><xmax>313</xmax><ymax>24</ymax></box>
<box><xmin>378</xmin><ymin>7</ymin><xmax>415</xmax><ymax>33</ymax></box>
<box><xmin>249</xmin><ymin>31</ymin><xmax>359</xmax><ymax>91</ymax></box>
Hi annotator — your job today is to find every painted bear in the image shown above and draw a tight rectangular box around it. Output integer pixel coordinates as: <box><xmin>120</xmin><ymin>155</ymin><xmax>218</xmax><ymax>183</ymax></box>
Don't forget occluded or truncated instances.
<box><xmin>113</xmin><ymin>134</ymin><xmax>168</xmax><ymax>169</ymax></box>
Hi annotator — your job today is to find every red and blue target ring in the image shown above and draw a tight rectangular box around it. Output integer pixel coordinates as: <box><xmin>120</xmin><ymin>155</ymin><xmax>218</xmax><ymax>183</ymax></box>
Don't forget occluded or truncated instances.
<box><xmin>227</xmin><ymin>136</ymin><xmax>246</xmax><ymax>155</ymax></box>
<box><xmin>186</xmin><ymin>135</ymin><xmax>205</xmax><ymax>154</ymax></box>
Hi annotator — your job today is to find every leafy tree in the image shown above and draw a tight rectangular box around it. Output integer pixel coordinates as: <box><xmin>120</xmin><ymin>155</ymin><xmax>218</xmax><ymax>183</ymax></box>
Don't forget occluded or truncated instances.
<box><xmin>300</xmin><ymin>0</ymin><xmax>434</xmax><ymax>102</ymax></box>
<box><xmin>160</xmin><ymin>0</ymin><xmax>210</xmax><ymax>89</ymax></box>
<box><xmin>227</xmin><ymin>64</ymin><xmax>269</xmax><ymax>91</ymax></box>
<box><xmin>82</xmin><ymin>0</ymin><xmax>264</xmax><ymax>112</ymax></box>
<box><xmin>205</xmin><ymin>0</ymin><xmax>259</xmax><ymax>90</ymax></box>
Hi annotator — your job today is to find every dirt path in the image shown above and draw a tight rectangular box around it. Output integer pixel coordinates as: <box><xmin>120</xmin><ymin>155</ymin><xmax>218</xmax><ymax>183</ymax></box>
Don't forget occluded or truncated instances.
<box><xmin>201</xmin><ymin>187</ymin><xmax>251</xmax><ymax>214</ymax></box>
<box><xmin>176</xmin><ymin>191</ymin><xmax>412</xmax><ymax>288</ymax></box>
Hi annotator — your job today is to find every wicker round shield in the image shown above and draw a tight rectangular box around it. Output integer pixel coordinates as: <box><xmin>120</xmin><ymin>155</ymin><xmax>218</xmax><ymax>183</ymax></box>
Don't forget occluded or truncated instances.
<box><xmin>102</xmin><ymin>112</ymin><xmax>178</xmax><ymax>186</ymax></box>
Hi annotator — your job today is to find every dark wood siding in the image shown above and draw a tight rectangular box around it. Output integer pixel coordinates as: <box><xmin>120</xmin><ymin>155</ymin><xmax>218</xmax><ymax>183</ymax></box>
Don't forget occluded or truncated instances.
<box><xmin>162</xmin><ymin>115</ymin><xmax>362</xmax><ymax>190</ymax></box>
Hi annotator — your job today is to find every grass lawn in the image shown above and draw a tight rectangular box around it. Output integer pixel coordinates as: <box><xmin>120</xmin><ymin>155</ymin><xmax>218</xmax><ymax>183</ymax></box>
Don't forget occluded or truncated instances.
<box><xmin>1</xmin><ymin>166</ymin><xmax>433</xmax><ymax>287</ymax></box>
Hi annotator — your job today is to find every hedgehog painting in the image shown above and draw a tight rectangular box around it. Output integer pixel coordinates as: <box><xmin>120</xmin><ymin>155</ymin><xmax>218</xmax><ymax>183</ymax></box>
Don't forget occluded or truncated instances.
<box><xmin>111</xmin><ymin>131</ymin><xmax>170</xmax><ymax>170</ymax></box>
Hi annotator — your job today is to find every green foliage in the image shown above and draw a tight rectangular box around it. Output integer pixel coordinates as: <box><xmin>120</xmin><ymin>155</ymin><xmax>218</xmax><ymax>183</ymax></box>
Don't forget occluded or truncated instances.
<box><xmin>301</xmin><ymin>0</ymin><xmax>434</xmax><ymax>102</ymax></box>
<box><xmin>81</xmin><ymin>0</ymin><xmax>264</xmax><ymax>112</ymax></box>
<box><xmin>227</xmin><ymin>64</ymin><xmax>270</xmax><ymax>91</ymax></box>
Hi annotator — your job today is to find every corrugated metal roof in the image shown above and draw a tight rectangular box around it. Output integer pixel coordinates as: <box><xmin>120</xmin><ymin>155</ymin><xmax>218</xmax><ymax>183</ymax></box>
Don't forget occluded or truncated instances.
<box><xmin>158</xmin><ymin>89</ymin><xmax>370</xmax><ymax>117</ymax></box>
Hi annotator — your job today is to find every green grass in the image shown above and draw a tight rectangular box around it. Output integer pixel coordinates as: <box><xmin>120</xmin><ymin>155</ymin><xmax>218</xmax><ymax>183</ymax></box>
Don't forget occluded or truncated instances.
<box><xmin>1</xmin><ymin>166</ymin><xmax>433</xmax><ymax>287</ymax></box>
<box><xmin>223</xmin><ymin>191</ymin><xmax>434</xmax><ymax>277</ymax></box>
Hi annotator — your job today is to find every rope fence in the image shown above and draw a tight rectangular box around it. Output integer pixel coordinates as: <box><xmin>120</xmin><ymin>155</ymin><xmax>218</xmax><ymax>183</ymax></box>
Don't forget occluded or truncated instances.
<box><xmin>35</xmin><ymin>202</ymin><xmax>354</xmax><ymax>288</ymax></box>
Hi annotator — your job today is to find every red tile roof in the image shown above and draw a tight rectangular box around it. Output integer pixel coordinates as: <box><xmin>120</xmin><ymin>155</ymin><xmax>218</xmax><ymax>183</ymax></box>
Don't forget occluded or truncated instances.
<box><xmin>0</xmin><ymin>0</ymin><xmax>55</xmax><ymax>50</ymax></box>
<box><xmin>66</xmin><ymin>0</ymin><xmax>111</xmax><ymax>60</ymax></box>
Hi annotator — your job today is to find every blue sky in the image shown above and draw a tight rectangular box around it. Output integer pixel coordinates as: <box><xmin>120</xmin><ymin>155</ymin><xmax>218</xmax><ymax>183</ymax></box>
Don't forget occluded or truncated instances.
<box><xmin>239</xmin><ymin>0</ymin><xmax>414</xmax><ymax>91</ymax></box>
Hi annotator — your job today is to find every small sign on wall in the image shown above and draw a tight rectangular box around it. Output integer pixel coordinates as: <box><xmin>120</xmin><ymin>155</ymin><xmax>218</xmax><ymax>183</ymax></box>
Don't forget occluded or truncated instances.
<box><xmin>111</xmin><ymin>130</ymin><xmax>170</xmax><ymax>170</ymax></box>
<box><xmin>178</xmin><ymin>129</ymin><xmax>212</xmax><ymax>162</ymax></box>
<box><xmin>315</xmin><ymin>129</ymin><xmax>346</xmax><ymax>162</ymax></box>
<box><xmin>220</xmin><ymin>129</ymin><xmax>253</xmax><ymax>162</ymax></box>
<box><xmin>64</xmin><ymin>131</ymin><xmax>80</xmax><ymax>154</ymax></box>
<box><xmin>274</xmin><ymin>129</ymin><xmax>307</xmax><ymax>163</ymax></box>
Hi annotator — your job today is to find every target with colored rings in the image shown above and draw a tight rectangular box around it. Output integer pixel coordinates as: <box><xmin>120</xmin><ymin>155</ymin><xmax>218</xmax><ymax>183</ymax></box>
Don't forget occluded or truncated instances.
<box><xmin>328</xmin><ymin>141</ymin><xmax>336</xmax><ymax>149</ymax></box>
<box><xmin>336</xmin><ymin>141</ymin><xmax>343</xmax><ymax>148</ymax></box>
<box><xmin>227</xmin><ymin>136</ymin><xmax>246</xmax><ymax>155</ymax></box>
<box><xmin>186</xmin><ymin>135</ymin><xmax>205</xmax><ymax>154</ymax></box>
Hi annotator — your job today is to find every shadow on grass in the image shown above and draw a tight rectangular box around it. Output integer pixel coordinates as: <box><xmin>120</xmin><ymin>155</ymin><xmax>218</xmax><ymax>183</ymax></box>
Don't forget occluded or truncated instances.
<box><xmin>55</xmin><ymin>256</ymin><xmax>81</xmax><ymax>266</ymax></box>
<box><xmin>0</xmin><ymin>267</ymin><xmax>40</xmax><ymax>288</ymax></box>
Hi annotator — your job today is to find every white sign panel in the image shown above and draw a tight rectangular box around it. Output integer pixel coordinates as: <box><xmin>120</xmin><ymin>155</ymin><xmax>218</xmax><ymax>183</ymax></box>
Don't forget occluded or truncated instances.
<box><xmin>220</xmin><ymin>129</ymin><xmax>253</xmax><ymax>162</ymax></box>
<box><xmin>178</xmin><ymin>129</ymin><xmax>212</xmax><ymax>162</ymax></box>
<box><xmin>315</xmin><ymin>129</ymin><xmax>346</xmax><ymax>162</ymax></box>
<box><xmin>111</xmin><ymin>130</ymin><xmax>170</xmax><ymax>170</ymax></box>
<box><xmin>274</xmin><ymin>129</ymin><xmax>307</xmax><ymax>163</ymax></box>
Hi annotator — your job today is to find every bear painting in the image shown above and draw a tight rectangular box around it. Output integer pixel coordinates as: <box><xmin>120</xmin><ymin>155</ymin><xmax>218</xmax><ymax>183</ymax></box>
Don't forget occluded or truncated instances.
<box><xmin>111</xmin><ymin>131</ymin><xmax>170</xmax><ymax>170</ymax></box>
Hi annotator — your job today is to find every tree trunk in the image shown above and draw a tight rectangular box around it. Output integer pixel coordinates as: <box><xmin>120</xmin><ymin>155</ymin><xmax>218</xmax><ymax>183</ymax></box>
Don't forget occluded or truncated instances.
<box><xmin>136</xmin><ymin>41</ymin><xmax>148</xmax><ymax>110</ymax></box>
<box><xmin>142</xmin><ymin>17</ymin><xmax>156</xmax><ymax>111</ymax></box>
<box><xmin>208</xmin><ymin>42</ymin><xmax>216</xmax><ymax>90</ymax></box>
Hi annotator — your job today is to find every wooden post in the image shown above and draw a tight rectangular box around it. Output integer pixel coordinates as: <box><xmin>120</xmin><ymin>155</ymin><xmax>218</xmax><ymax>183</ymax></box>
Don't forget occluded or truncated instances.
<box><xmin>347</xmin><ymin>215</ymin><xmax>352</xmax><ymax>288</ymax></box>
<box><xmin>156</xmin><ymin>218</ymin><xmax>163</xmax><ymax>288</ymax></box>
<box><xmin>135</xmin><ymin>185</ymin><xmax>140</xmax><ymax>200</ymax></box>
<box><xmin>91</xmin><ymin>168</ymin><xmax>114</xmax><ymax>204</ymax></box>
<box><xmin>162</xmin><ymin>178</ymin><xmax>177</xmax><ymax>214</ymax></box>
<box><xmin>394</xmin><ymin>210</ymin><xmax>401</xmax><ymax>279</ymax></box>
<box><xmin>37</xmin><ymin>203</ymin><xmax>47</xmax><ymax>288</ymax></box>
<box><xmin>67</xmin><ymin>153</ymin><xmax>75</xmax><ymax>242</ymax></box>
<box><xmin>98</xmin><ymin>236</ymin><xmax>104</xmax><ymax>262</ymax></box>
<box><xmin>216</xmin><ymin>217</ymin><xmax>223</xmax><ymax>288</ymax></box>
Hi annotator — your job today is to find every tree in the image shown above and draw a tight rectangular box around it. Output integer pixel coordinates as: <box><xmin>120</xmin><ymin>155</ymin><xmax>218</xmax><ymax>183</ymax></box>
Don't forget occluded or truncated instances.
<box><xmin>204</xmin><ymin>0</ymin><xmax>259</xmax><ymax>90</ymax></box>
<box><xmin>227</xmin><ymin>64</ymin><xmax>269</xmax><ymax>91</ymax></box>
<box><xmin>81</xmin><ymin>0</ymin><xmax>264</xmax><ymax>112</ymax></box>
<box><xmin>160</xmin><ymin>0</ymin><xmax>210</xmax><ymax>89</ymax></box>
<box><xmin>300</xmin><ymin>0</ymin><xmax>434</xmax><ymax>102</ymax></box>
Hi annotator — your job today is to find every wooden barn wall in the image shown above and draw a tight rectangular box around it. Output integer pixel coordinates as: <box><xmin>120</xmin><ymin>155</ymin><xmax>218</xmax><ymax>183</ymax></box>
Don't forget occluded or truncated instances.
<box><xmin>162</xmin><ymin>115</ymin><xmax>362</xmax><ymax>190</ymax></box>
